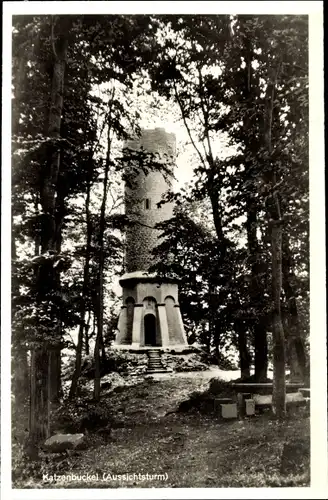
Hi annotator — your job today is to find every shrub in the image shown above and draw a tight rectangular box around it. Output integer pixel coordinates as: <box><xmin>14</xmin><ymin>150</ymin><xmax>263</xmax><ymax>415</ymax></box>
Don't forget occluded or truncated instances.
<box><xmin>162</xmin><ymin>352</ymin><xmax>209</xmax><ymax>372</ymax></box>
<box><xmin>62</xmin><ymin>350</ymin><xmax>149</xmax><ymax>382</ymax></box>
<box><xmin>198</xmin><ymin>350</ymin><xmax>238</xmax><ymax>370</ymax></box>
<box><xmin>50</xmin><ymin>398</ymin><xmax>113</xmax><ymax>435</ymax></box>
<box><xmin>208</xmin><ymin>378</ymin><xmax>235</xmax><ymax>397</ymax></box>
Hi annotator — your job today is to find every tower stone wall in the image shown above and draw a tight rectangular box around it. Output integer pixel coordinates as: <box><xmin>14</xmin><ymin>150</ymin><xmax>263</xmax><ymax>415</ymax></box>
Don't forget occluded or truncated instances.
<box><xmin>115</xmin><ymin>127</ymin><xmax>188</xmax><ymax>351</ymax></box>
<box><xmin>124</xmin><ymin>128</ymin><xmax>175</xmax><ymax>273</ymax></box>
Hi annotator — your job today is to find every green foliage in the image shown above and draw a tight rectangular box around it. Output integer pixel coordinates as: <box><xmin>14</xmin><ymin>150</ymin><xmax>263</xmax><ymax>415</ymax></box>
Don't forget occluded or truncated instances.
<box><xmin>51</xmin><ymin>397</ymin><xmax>113</xmax><ymax>434</ymax></box>
<box><xmin>63</xmin><ymin>350</ymin><xmax>149</xmax><ymax>381</ymax></box>
<box><xmin>163</xmin><ymin>353</ymin><xmax>209</xmax><ymax>373</ymax></box>
<box><xmin>208</xmin><ymin>378</ymin><xmax>236</xmax><ymax>396</ymax></box>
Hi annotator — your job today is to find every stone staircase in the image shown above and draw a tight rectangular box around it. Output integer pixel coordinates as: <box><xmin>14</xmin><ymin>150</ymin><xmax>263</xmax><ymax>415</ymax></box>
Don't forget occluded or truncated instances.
<box><xmin>146</xmin><ymin>349</ymin><xmax>171</xmax><ymax>374</ymax></box>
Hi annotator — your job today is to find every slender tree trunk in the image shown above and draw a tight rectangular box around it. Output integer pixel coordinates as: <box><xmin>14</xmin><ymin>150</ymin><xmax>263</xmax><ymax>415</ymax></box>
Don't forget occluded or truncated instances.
<box><xmin>253</xmin><ymin>324</ymin><xmax>268</xmax><ymax>381</ymax></box>
<box><xmin>70</xmin><ymin>322</ymin><xmax>85</xmax><ymax>399</ymax></box>
<box><xmin>271</xmin><ymin>222</ymin><xmax>286</xmax><ymax>417</ymax></box>
<box><xmin>12</xmin><ymin>235</ymin><xmax>30</xmax><ymax>407</ymax></box>
<box><xmin>99</xmin><ymin>331</ymin><xmax>107</xmax><ymax>362</ymax></box>
<box><xmin>94</xmin><ymin>105</ymin><xmax>113</xmax><ymax>401</ymax></box>
<box><xmin>246</xmin><ymin>203</ymin><xmax>268</xmax><ymax>381</ymax></box>
<box><xmin>85</xmin><ymin>311</ymin><xmax>91</xmax><ymax>356</ymax></box>
<box><xmin>70</xmin><ymin>175</ymin><xmax>92</xmax><ymax>398</ymax></box>
<box><xmin>235</xmin><ymin>320</ymin><xmax>251</xmax><ymax>379</ymax></box>
<box><xmin>48</xmin><ymin>348</ymin><xmax>62</xmax><ymax>405</ymax></box>
<box><xmin>48</xmin><ymin>186</ymin><xmax>64</xmax><ymax>405</ymax></box>
<box><xmin>28</xmin><ymin>348</ymin><xmax>50</xmax><ymax>456</ymax></box>
<box><xmin>201</xmin><ymin>322</ymin><xmax>210</xmax><ymax>354</ymax></box>
<box><xmin>13</xmin><ymin>347</ymin><xmax>30</xmax><ymax>409</ymax></box>
<box><xmin>213</xmin><ymin>319</ymin><xmax>221</xmax><ymax>364</ymax></box>
<box><xmin>263</xmin><ymin>62</ymin><xmax>286</xmax><ymax>418</ymax></box>
<box><xmin>241</xmin><ymin>33</ymin><xmax>268</xmax><ymax>382</ymax></box>
<box><xmin>94</xmin><ymin>288</ymin><xmax>103</xmax><ymax>400</ymax></box>
<box><xmin>282</xmin><ymin>233</ymin><xmax>307</xmax><ymax>382</ymax></box>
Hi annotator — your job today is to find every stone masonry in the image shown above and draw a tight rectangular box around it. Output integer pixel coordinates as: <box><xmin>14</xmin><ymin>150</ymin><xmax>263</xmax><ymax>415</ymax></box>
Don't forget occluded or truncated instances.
<box><xmin>124</xmin><ymin>128</ymin><xmax>175</xmax><ymax>273</ymax></box>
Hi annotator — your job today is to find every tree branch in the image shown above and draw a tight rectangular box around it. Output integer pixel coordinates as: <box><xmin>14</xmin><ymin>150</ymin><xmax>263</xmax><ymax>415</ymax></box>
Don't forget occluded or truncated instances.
<box><xmin>172</xmin><ymin>79</ymin><xmax>207</xmax><ymax>171</ymax></box>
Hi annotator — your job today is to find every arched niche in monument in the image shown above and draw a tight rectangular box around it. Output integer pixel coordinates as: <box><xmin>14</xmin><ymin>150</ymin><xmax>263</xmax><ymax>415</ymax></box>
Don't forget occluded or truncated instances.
<box><xmin>143</xmin><ymin>296</ymin><xmax>157</xmax><ymax>312</ymax></box>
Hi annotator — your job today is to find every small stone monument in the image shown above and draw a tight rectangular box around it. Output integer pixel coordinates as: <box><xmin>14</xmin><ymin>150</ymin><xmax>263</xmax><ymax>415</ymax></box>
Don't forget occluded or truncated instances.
<box><xmin>220</xmin><ymin>403</ymin><xmax>238</xmax><ymax>419</ymax></box>
<box><xmin>245</xmin><ymin>399</ymin><xmax>255</xmax><ymax>416</ymax></box>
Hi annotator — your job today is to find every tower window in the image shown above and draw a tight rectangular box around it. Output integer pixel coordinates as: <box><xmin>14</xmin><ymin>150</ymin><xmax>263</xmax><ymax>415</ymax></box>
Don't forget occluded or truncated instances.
<box><xmin>145</xmin><ymin>198</ymin><xmax>151</xmax><ymax>209</ymax></box>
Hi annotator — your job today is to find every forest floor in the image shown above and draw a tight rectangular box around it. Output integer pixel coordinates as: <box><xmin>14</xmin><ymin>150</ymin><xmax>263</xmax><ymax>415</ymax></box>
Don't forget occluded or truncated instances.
<box><xmin>18</xmin><ymin>369</ymin><xmax>310</xmax><ymax>489</ymax></box>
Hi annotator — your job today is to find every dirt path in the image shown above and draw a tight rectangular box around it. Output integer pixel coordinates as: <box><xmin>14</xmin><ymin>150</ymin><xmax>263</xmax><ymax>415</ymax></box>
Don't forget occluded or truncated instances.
<box><xmin>149</xmin><ymin>367</ymin><xmax>243</xmax><ymax>381</ymax></box>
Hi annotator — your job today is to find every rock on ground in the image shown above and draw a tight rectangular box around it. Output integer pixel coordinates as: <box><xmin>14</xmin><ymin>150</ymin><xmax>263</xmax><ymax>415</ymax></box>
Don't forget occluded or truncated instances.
<box><xmin>43</xmin><ymin>433</ymin><xmax>85</xmax><ymax>453</ymax></box>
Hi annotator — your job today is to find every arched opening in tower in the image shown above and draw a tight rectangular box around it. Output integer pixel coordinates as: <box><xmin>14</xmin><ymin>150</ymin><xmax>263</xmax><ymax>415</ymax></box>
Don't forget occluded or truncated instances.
<box><xmin>144</xmin><ymin>313</ymin><xmax>157</xmax><ymax>346</ymax></box>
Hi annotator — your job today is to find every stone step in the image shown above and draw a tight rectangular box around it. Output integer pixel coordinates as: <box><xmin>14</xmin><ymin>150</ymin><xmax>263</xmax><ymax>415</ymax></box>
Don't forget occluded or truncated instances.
<box><xmin>146</xmin><ymin>368</ymin><xmax>171</xmax><ymax>374</ymax></box>
<box><xmin>147</xmin><ymin>348</ymin><xmax>167</xmax><ymax>373</ymax></box>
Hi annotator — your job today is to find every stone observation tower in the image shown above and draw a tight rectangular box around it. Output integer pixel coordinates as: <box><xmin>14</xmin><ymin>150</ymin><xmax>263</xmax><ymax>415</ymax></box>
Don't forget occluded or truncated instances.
<box><xmin>114</xmin><ymin>128</ymin><xmax>188</xmax><ymax>352</ymax></box>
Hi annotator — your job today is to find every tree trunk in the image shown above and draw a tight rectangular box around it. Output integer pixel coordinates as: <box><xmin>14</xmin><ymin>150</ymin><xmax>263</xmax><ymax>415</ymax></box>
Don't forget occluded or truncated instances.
<box><xmin>99</xmin><ymin>330</ymin><xmax>107</xmax><ymax>362</ymax></box>
<box><xmin>12</xmin><ymin>237</ymin><xmax>30</xmax><ymax>407</ymax></box>
<box><xmin>263</xmin><ymin>61</ymin><xmax>286</xmax><ymax>418</ymax></box>
<box><xmin>241</xmin><ymin>33</ymin><xmax>269</xmax><ymax>382</ymax></box>
<box><xmin>246</xmin><ymin>202</ymin><xmax>268</xmax><ymax>381</ymax></box>
<box><xmin>48</xmin><ymin>347</ymin><xmax>62</xmax><ymax>406</ymax></box>
<box><xmin>253</xmin><ymin>323</ymin><xmax>268</xmax><ymax>381</ymax></box>
<box><xmin>48</xmin><ymin>186</ymin><xmax>64</xmax><ymax>405</ymax></box>
<box><xmin>94</xmin><ymin>107</ymin><xmax>113</xmax><ymax>401</ymax></box>
<box><xmin>13</xmin><ymin>346</ymin><xmax>30</xmax><ymax>408</ymax></box>
<box><xmin>212</xmin><ymin>319</ymin><xmax>221</xmax><ymax>364</ymax></box>
<box><xmin>85</xmin><ymin>311</ymin><xmax>91</xmax><ymax>355</ymax></box>
<box><xmin>70</xmin><ymin>174</ymin><xmax>92</xmax><ymax>399</ymax></box>
<box><xmin>282</xmin><ymin>233</ymin><xmax>307</xmax><ymax>382</ymax></box>
<box><xmin>235</xmin><ymin>320</ymin><xmax>251</xmax><ymax>379</ymax></box>
<box><xmin>93</xmin><ymin>332</ymin><xmax>101</xmax><ymax>401</ymax></box>
<box><xmin>30</xmin><ymin>15</ymin><xmax>72</xmax><ymax>446</ymax></box>
<box><xmin>28</xmin><ymin>348</ymin><xmax>50</xmax><ymax>455</ymax></box>
<box><xmin>271</xmin><ymin>223</ymin><xmax>286</xmax><ymax>417</ymax></box>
